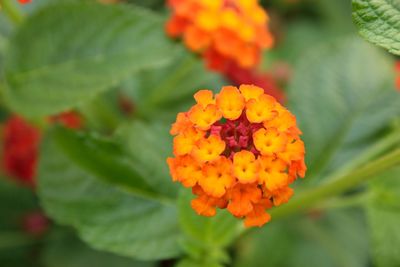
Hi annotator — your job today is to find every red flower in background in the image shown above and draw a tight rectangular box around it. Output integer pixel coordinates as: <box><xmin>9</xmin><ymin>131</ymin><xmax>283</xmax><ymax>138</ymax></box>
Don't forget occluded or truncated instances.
<box><xmin>224</xmin><ymin>63</ymin><xmax>286</xmax><ymax>103</ymax></box>
<box><xmin>21</xmin><ymin>211</ymin><xmax>50</xmax><ymax>236</ymax></box>
<box><xmin>49</xmin><ymin>111</ymin><xmax>83</xmax><ymax>129</ymax></box>
<box><xmin>2</xmin><ymin>116</ymin><xmax>40</xmax><ymax>186</ymax></box>
<box><xmin>18</xmin><ymin>0</ymin><xmax>31</xmax><ymax>4</ymax></box>
<box><xmin>2</xmin><ymin>111</ymin><xmax>83</xmax><ymax>187</ymax></box>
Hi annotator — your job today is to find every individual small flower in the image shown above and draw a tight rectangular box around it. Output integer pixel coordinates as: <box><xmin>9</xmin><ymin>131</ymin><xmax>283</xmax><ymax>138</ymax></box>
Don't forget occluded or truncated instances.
<box><xmin>167</xmin><ymin>84</ymin><xmax>306</xmax><ymax>227</ymax></box>
<box><xmin>49</xmin><ymin>111</ymin><xmax>83</xmax><ymax>129</ymax></box>
<box><xmin>165</xmin><ymin>0</ymin><xmax>274</xmax><ymax>72</ymax></box>
<box><xmin>2</xmin><ymin>115</ymin><xmax>41</xmax><ymax>186</ymax></box>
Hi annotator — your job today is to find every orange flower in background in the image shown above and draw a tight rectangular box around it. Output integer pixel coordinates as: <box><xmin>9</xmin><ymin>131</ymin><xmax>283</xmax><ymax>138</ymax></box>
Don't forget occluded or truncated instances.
<box><xmin>395</xmin><ymin>61</ymin><xmax>400</xmax><ymax>91</ymax></box>
<box><xmin>18</xmin><ymin>0</ymin><xmax>31</xmax><ymax>4</ymax></box>
<box><xmin>166</xmin><ymin>0</ymin><xmax>274</xmax><ymax>72</ymax></box>
<box><xmin>167</xmin><ymin>85</ymin><xmax>306</xmax><ymax>227</ymax></box>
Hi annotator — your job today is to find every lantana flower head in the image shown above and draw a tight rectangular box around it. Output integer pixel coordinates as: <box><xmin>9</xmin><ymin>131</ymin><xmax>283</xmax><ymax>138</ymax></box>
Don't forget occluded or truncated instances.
<box><xmin>165</xmin><ymin>0</ymin><xmax>274</xmax><ymax>72</ymax></box>
<box><xmin>167</xmin><ymin>85</ymin><xmax>306</xmax><ymax>227</ymax></box>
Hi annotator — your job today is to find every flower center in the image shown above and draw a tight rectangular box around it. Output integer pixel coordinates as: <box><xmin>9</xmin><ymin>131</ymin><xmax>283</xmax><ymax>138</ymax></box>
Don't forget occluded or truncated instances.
<box><xmin>208</xmin><ymin>112</ymin><xmax>263</xmax><ymax>158</ymax></box>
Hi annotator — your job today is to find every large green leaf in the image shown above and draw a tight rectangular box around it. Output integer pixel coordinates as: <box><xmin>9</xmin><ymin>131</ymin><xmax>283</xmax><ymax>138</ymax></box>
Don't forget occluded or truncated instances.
<box><xmin>2</xmin><ymin>1</ymin><xmax>176</xmax><ymax>118</ymax></box>
<box><xmin>352</xmin><ymin>0</ymin><xmax>400</xmax><ymax>55</ymax></box>
<box><xmin>288</xmin><ymin>37</ymin><xmax>400</xmax><ymax>177</ymax></box>
<box><xmin>38</xmin><ymin>128</ymin><xmax>182</xmax><ymax>260</ymax></box>
<box><xmin>48</xmin><ymin>126</ymin><xmax>177</xmax><ymax>200</ymax></box>
<box><xmin>235</xmin><ymin>210</ymin><xmax>369</xmax><ymax>267</ymax></box>
<box><xmin>366</xmin><ymin>166</ymin><xmax>400</xmax><ymax>267</ymax></box>
<box><xmin>114</xmin><ymin>121</ymin><xmax>178</xmax><ymax>197</ymax></box>
<box><xmin>42</xmin><ymin>229</ymin><xmax>156</xmax><ymax>267</ymax></box>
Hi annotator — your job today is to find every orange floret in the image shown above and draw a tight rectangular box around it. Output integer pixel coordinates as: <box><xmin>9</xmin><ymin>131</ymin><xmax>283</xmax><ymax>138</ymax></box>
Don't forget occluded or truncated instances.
<box><xmin>184</xmin><ymin>26</ymin><xmax>212</xmax><ymax>52</ymax></box>
<box><xmin>244</xmin><ymin>201</ymin><xmax>272</xmax><ymax>227</ymax></box>
<box><xmin>166</xmin><ymin>0</ymin><xmax>274</xmax><ymax>72</ymax></box>
<box><xmin>253</xmin><ymin>128</ymin><xmax>288</xmax><ymax>156</ymax></box>
<box><xmin>188</xmin><ymin>104</ymin><xmax>222</xmax><ymax>130</ymax></box>
<box><xmin>227</xmin><ymin>183</ymin><xmax>262</xmax><ymax>217</ymax></box>
<box><xmin>194</xmin><ymin>90</ymin><xmax>216</xmax><ymax>107</ymax></box>
<box><xmin>173</xmin><ymin>127</ymin><xmax>204</xmax><ymax>156</ymax></box>
<box><xmin>270</xmin><ymin>187</ymin><xmax>294</xmax><ymax>206</ymax></box>
<box><xmin>191</xmin><ymin>134</ymin><xmax>226</xmax><ymax>162</ymax></box>
<box><xmin>233</xmin><ymin>150</ymin><xmax>258</xmax><ymax>184</ymax></box>
<box><xmin>170</xmin><ymin>112</ymin><xmax>192</xmax><ymax>135</ymax></box>
<box><xmin>199</xmin><ymin>156</ymin><xmax>235</xmax><ymax>197</ymax></box>
<box><xmin>167</xmin><ymin>85</ymin><xmax>306</xmax><ymax>227</ymax></box>
<box><xmin>191</xmin><ymin>185</ymin><xmax>227</xmax><ymax>216</ymax></box>
<box><xmin>278</xmin><ymin>139</ymin><xmax>305</xmax><ymax>163</ymax></box>
<box><xmin>216</xmin><ymin>86</ymin><xmax>245</xmax><ymax>120</ymax></box>
<box><xmin>239</xmin><ymin>84</ymin><xmax>264</xmax><ymax>102</ymax></box>
<box><xmin>246</xmin><ymin>94</ymin><xmax>277</xmax><ymax>123</ymax></box>
<box><xmin>258</xmin><ymin>156</ymin><xmax>288</xmax><ymax>191</ymax></box>
<box><xmin>191</xmin><ymin>194</ymin><xmax>218</xmax><ymax>217</ymax></box>
<box><xmin>264</xmin><ymin>104</ymin><xmax>301</xmax><ymax>137</ymax></box>
<box><xmin>167</xmin><ymin>155</ymin><xmax>203</xmax><ymax>187</ymax></box>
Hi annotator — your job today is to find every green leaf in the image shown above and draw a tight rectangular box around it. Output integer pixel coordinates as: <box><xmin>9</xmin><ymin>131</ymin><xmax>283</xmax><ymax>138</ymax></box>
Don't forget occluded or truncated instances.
<box><xmin>38</xmin><ymin>128</ymin><xmax>182</xmax><ymax>260</ymax></box>
<box><xmin>288</xmin><ymin>37</ymin><xmax>400</xmax><ymax>177</ymax></box>
<box><xmin>235</xmin><ymin>210</ymin><xmax>369</xmax><ymax>267</ymax></box>
<box><xmin>366</xmin><ymin>166</ymin><xmax>400</xmax><ymax>267</ymax></box>
<box><xmin>42</xmin><ymin>229</ymin><xmax>156</xmax><ymax>267</ymax></box>
<box><xmin>50</xmin><ymin>127</ymin><xmax>176</xmax><ymax>201</ymax></box>
<box><xmin>352</xmin><ymin>0</ymin><xmax>400</xmax><ymax>55</ymax></box>
<box><xmin>2</xmin><ymin>1</ymin><xmax>176</xmax><ymax>118</ymax></box>
<box><xmin>114</xmin><ymin>121</ymin><xmax>179</xmax><ymax>198</ymax></box>
<box><xmin>120</xmin><ymin>48</ymin><xmax>223</xmax><ymax>121</ymax></box>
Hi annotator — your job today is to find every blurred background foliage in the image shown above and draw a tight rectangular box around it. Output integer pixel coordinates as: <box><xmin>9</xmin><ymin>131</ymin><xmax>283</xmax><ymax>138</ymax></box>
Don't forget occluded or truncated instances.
<box><xmin>0</xmin><ymin>0</ymin><xmax>399</xmax><ymax>266</ymax></box>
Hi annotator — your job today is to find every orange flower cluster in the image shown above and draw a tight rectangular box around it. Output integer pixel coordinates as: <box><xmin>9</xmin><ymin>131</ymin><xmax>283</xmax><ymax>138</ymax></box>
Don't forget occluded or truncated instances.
<box><xmin>167</xmin><ymin>85</ymin><xmax>306</xmax><ymax>227</ymax></box>
<box><xmin>165</xmin><ymin>0</ymin><xmax>273</xmax><ymax>72</ymax></box>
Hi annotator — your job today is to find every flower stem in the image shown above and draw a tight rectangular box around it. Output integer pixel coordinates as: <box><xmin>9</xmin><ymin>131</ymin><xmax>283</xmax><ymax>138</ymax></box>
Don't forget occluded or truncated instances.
<box><xmin>270</xmin><ymin>148</ymin><xmax>400</xmax><ymax>220</ymax></box>
<box><xmin>0</xmin><ymin>0</ymin><xmax>23</xmax><ymax>25</ymax></box>
<box><xmin>314</xmin><ymin>190</ymin><xmax>374</xmax><ymax>211</ymax></box>
<box><xmin>325</xmin><ymin>131</ymin><xmax>400</xmax><ymax>182</ymax></box>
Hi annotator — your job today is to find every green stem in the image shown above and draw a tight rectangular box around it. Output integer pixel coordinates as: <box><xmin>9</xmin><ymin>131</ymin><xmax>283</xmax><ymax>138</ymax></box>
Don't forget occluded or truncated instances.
<box><xmin>0</xmin><ymin>0</ymin><xmax>24</xmax><ymax>25</ymax></box>
<box><xmin>314</xmin><ymin>191</ymin><xmax>374</xmax><ymax>211</ymax></box>
<box><xmin>325</xmin><ymin>131</ymin><xmax>400</xmax><ymax>182</ymax></box>
<box><xmin>270</xmin><ymin>148</ymin><xmax>400</xmax><ymax>220</ymax></box>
